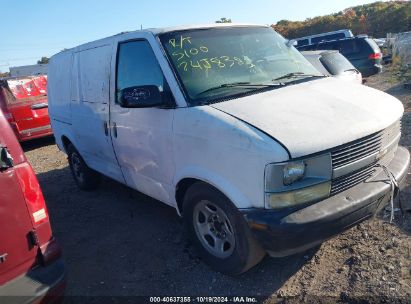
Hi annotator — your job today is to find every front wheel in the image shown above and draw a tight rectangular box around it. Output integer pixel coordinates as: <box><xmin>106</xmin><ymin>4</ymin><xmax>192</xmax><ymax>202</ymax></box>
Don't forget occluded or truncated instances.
<box><xmin>183</xmin><ymin>182</ymin><xmax>265</xmax><ymax>275</ymax></box>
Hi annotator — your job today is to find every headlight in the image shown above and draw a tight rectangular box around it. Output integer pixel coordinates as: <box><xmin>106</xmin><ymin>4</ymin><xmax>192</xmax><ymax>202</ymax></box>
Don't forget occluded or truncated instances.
<box><xmin>266</xmin><ymin>182</ymin><xmax>331</xmax><ymax>209</ymax></box>
<box><xmin>265</xmin><ymin>153</ymin><xmax>332</xmax><ymax>209</ymax></box>
<box><xmin>283</xmin><ymin>161</ymin><xmax>305</xmax><ymax>185</ymax></box>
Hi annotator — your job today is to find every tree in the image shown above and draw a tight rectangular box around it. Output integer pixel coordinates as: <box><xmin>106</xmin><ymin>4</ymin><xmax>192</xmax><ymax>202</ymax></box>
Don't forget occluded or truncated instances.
<box><xmin>216</xmin><ymin>17</ymin><xmax>232</xmax><ymax>23</ymax></box>
<box><xmin>37</xmin><ymin>57</ymin><xmax>49</xmax><ymax>64</ymax></box>
<box><xmin>272</xmin><ymin>1</ymin><xmax>411</xmax><ymax>39</ymax></box>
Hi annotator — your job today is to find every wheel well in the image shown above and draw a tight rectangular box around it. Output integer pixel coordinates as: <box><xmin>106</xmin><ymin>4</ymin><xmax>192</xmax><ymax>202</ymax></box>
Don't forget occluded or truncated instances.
<box><xmin>175</xmin><ymin>178</ymin><xmax>201</xmax><ymax>214</ymax></box>
<box><xmin>61</xmin><ymin>136</ymin><xmax>72</xmax><ymax>153</ymax></box>
<box><xmin>175</xmin><ymin>178</ymin><xmax>232</xmax><ymax>214</ymax></box>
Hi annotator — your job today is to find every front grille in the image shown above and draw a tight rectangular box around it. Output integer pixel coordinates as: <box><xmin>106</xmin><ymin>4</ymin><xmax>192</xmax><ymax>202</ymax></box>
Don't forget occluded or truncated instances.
<box><xmin>330</xmin><ymin>120</ymin><xmax>401</xmax><ymax>196</ymax></box>
<box><xmin>331</xmin><ymin>165</ymin><xmax>376</xmax><ymax>195</ymax></box>
<box><xmin>331</xmin><ymin>132</ymin><xmax>382</xmax><ymax>168</ymax></box>
<box><xmin>331</xmin><ymin>120</ymin><xmax>401</xmax><ymax>169</ymax></box>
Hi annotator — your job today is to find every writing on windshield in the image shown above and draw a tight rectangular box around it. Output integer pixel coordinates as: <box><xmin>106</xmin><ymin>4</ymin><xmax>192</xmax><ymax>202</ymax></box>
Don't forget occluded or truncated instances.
<box><xmin>168</xmin><ymin>35</ymin><xmax>257</xmax><ymax>75</ymax></box>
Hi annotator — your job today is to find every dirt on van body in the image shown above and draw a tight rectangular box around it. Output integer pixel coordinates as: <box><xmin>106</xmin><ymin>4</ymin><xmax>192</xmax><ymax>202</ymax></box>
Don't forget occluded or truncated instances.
<box><xmin>23</xmin><ymin>67</ymin><xmax>411</xmax><ymax>303</ymax></box>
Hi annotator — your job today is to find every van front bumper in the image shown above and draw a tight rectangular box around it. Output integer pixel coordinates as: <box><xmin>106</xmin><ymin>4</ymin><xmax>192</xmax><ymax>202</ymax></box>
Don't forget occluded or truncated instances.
<box><xmin>242</xmin><ymin>146</ymin><xmax>410</xmax><ymax>257</ymax></box>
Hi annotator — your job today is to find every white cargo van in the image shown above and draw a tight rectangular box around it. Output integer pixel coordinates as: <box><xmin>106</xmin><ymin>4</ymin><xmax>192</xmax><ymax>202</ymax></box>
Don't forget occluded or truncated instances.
<box><xmin>48</xmin><ymin>24</ymin><xmax>409</xmax><ymax>274</ymax></box>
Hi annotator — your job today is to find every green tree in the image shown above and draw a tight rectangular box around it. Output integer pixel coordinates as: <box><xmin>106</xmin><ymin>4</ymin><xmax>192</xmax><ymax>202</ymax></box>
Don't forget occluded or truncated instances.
<box><xmin>216</xmin><ymin>17</ymin><xmax>232</xmax><ymax>23</ymax></box>
<box><xmin>37</xmin><ymin>57</ymin><xmax>49</xmax><ymax>64</ymax></box>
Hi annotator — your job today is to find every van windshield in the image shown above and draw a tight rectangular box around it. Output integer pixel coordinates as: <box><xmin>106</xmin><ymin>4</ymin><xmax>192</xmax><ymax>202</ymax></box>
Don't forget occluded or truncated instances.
<box><xmin>159</xmin><ymin>27</ymin><xmax>322</xmax><ymax>106</ymax></box>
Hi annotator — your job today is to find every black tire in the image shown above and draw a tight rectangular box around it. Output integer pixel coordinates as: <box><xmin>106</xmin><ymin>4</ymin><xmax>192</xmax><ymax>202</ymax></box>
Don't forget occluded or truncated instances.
<box><xmin>183</xmin><ymin>182</ymin><xmax>265</xmax><ymax>275</ymax></box>
<box><xmin>66</xmin><ymin>143</ymin><xmax>101</xmax><ymax>191</ymax></box>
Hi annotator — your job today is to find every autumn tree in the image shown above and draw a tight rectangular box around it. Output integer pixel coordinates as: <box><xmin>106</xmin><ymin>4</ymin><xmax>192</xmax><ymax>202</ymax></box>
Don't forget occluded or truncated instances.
<box><xmin>272</xmin><ymin>1</ymin><xmax>411</xmax><ymax>39</ymax></box>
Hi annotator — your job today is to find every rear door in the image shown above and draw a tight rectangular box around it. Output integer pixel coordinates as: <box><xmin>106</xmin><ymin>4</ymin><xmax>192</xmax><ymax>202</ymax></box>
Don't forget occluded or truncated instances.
<box><xmin>71</xmin><ymin>44</ymin><xmax>124</xmax><ymax>183</ymax></box>
<box><xmin>0</xmin><ymin>112</ymin><xmax>38</xmax><ymax>285</ymax></box>
<box><xmin>6</xmin><ymin>78</ymin><xmax>51</xmax><ymax>136</ymax></box>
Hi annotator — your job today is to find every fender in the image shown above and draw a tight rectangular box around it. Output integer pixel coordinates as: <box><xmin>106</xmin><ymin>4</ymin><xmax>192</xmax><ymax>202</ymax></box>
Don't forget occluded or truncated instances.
<box><xmin>173</xmin><ymin>165</ymin><xmax>251</xmax><ymax>215</ymax></box>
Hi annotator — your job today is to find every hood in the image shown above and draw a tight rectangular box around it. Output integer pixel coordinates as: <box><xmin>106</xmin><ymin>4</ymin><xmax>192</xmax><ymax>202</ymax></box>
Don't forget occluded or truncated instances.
<box><xmin>210</xmin><ymin>77</ymin><xmax>403</xmax><ymax>158</ymax></box>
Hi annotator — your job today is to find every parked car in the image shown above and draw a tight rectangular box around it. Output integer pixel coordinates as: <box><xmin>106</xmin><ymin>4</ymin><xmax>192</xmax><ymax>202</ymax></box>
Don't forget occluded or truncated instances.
<box><xmin>0</xmin><ymin>109</ymin><xmax>66</xmax><ymax>301</ymax></box>
<box><xmin>294</xmin><ymin>29</ymin><xmax>354</xmax><ymax>48</ymax></box>
<box><xmin>302</xmin><ymin>50</ymin><xmax>362</xmax><ymax>84</ymax></box>
<box><xmin>297</xmin><ymin>36</ymin><xmax>383</xmax><ymax>77</ymax></box>
<box><xmin>374</xmin><ymin>38</ymin><xmax>387</xmax><ymax>48</ymax></box>
<box><xmin>48</xmin><ymin>24</ymin><xmax>409</xmax><ymax>275</ymax></box>
<box><xmin>0</xmin><ymin>75</ymin><xmax>52</xmax><ymax>142</ymax></box>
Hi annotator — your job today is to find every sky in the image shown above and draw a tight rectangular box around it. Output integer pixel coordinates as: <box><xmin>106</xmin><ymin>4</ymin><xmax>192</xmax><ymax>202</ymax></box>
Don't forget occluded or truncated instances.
<box><xmin>0</xmin><ymin>0</ymin><xmax>386</xmax><ymax>72</ymax></box>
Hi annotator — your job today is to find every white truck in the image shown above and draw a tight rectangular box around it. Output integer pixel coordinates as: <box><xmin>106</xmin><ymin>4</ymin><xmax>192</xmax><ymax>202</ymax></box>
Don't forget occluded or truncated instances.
<box><xmin>48</xmin><ymin>24</ymin><xmax>409</xmax><ymax>274</ymax></box>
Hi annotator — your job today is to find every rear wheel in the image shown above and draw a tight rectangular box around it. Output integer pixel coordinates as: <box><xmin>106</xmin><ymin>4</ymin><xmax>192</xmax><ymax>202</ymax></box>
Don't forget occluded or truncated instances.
<box><xmin>183</xmin><ymin>182</ymin><xmax>265</xmax><ymax>275</ymax></box>
<box><xmin>67</xmin><ymin>144</ymin><xmax>101</xmax><ymax>191</ymax></box>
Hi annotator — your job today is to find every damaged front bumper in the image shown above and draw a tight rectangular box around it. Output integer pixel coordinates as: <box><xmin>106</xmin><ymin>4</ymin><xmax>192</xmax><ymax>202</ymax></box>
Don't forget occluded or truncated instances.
<box><xmin>242</xmin><ymin>146</ymin><xmax>410</xmax><ymax>257</ymax></box>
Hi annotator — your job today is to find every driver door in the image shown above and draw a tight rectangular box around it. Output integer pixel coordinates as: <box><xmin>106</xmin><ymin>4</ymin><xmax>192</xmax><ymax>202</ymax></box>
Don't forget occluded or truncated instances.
<box><xmin>109</xmin><ymin>39</ymin><xmax>176</xmax><ymax>206</ymax></box>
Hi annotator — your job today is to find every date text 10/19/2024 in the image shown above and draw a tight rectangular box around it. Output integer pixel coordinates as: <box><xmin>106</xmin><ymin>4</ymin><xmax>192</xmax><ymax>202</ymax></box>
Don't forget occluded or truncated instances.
<box><xmin>150</xmin><ymin>296</ymin><xmax>258</xmax><ymax>303</ymax></box>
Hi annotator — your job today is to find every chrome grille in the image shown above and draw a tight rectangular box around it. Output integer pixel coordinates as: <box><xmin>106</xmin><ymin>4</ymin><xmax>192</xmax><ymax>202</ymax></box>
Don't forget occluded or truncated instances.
<box><xmin>331</xmin><ymin>132</ymin><xmax>382</xmax><ymax>168</ymax></box>
<box><xmin>331</xmin><ymin>165</ymin><xmax>376</xmax><ymax>195</ymax></box>
<box><xmin>330</xmin><ymin>120</ymin><xmax>401</xmax><ymax>196</ymax></box>
<box><xmin>331</xmin><ymin>120</ymin><xmax>401</xmax><ymax>169</ymax></box>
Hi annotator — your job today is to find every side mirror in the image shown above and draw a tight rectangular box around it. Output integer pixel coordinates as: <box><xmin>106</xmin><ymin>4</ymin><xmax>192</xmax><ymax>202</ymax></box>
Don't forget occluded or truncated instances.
<box><xmin>119</xmin><ymin>85</ymin><xmax>165</xmax><ymax>108</ymax></box>
<box><xmin>286</xmin><ymin>39</ymin><xmax>297</xmax><ymax>48</ymax></box>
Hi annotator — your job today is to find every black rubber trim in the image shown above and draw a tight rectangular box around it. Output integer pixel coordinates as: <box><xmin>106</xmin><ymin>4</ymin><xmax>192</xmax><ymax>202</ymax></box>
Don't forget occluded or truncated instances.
<box><xmin>242</xmin><ymin>146</ymin><xmax>410</xmax><ymax>257</ymax></box>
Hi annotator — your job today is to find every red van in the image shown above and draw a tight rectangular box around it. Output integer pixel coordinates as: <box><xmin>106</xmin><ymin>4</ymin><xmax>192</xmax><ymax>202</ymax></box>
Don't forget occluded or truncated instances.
<box><xmin>0</xmin><ymin>75</ymin><xmax>52</xmax><ymax>142</ymax></box>
<box><xmin>0</xmin><ymin>110</ymin><xmax>66</xmax><ymax>302</ymax></box>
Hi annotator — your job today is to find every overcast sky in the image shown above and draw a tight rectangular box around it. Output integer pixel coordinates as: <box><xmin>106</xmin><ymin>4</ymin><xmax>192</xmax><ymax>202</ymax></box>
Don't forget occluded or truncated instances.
<box><xmin>0</xmin><ymin>0</ymin><xmax>387</xmax><ymax>72</ymax></box>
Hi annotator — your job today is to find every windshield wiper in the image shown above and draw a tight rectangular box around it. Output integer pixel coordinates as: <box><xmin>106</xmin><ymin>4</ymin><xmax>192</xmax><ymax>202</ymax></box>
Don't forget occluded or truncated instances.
<box><xmin>196</xmin><ymin>82</ymin><xmax>284</xmax><ymax>97</ymax></box>
<box><xmin>343</xmin><ymin>68</ymin><xmax>359</xmax><ymax>73</ymax></box>
<box><xmin>272</xmin><ymin>72</ymin><xmax>325</xmax><ymax>81</ymax></box>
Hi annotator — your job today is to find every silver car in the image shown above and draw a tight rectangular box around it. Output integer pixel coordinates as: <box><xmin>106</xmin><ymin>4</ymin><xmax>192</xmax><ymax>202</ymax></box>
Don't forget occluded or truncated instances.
<box><xmin>302</xmin><ymin>50</ymin><xmax>362</xmax><ymax>84</ymax></box>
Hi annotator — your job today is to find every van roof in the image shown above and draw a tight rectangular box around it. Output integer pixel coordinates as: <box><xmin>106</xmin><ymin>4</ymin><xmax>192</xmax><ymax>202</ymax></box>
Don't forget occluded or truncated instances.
<box><xmin>300</xmin><ymin>50</ymin><xmax>339</xmax><ymax>56</ymax></box>
<box><xmin>294</xmin><ymin>29</ymin><xmax>353</xmax><ymax>41</ymax></box>
<box><xmin>146</xmin><ymin>23</ymin><xmax>267</xmax><ymax>34</ymax></box>
<box><xmin>297</xmin><ymin>35</ymin><xmax>371</xmax><ymax>49</ymax></box>
<box><xmin>0</xmin><ymin>75</ymin><xmax>46</xmax><ymax>82</ymax></box>
<box><xmin>52</xmin><ymin>23</ymin><xmax>269</xmax><ymax>55</ymax></box>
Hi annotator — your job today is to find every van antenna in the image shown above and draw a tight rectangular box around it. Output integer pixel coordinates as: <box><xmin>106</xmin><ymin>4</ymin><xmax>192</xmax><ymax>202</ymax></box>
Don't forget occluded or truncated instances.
<box><xmin>140</xmin><ymin>24</ymin><xmax>143</xmax><ymax>30</ymax></box>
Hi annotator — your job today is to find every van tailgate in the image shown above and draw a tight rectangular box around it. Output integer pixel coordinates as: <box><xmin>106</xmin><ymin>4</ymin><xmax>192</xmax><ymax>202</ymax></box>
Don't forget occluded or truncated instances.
<box><xmin>9</xmin><ymin>99</ymin><xmax>51</xmax><ymax>136</ymax></box>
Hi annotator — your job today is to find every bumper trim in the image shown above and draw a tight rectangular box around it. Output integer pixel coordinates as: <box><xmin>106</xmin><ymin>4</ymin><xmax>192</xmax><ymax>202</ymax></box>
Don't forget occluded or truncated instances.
<box><xmin>0</xmin><ymin>258</ymin><xmax>66</xmax><ymax>303</ymax></box>
<box><xmin>242</xmin><ymin>146</ymin><xmax>410</xmax><ymax>257</ymax></box>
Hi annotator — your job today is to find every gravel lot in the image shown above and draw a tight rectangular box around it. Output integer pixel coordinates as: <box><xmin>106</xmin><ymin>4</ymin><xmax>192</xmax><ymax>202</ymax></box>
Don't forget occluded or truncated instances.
<box><xmin>23</xmin><ymin>68</ymin><xmax>411</xmax><ymax>303</ymax></box>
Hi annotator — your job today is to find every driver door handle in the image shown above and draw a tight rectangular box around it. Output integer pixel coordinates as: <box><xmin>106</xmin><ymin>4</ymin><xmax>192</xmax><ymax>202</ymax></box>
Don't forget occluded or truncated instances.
<box><xmin>103</xmin><ymin>121</ymin><xmax>108</xmax><ymax>136</ymax></box>
<box><xmin>112</xmin><ymin>122</ymin><xmax>117</xmax><ymax>138</ymax></box>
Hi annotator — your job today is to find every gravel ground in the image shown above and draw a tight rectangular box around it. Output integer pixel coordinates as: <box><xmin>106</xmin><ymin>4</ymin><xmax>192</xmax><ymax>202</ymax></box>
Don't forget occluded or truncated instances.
<box><xmin>23</xmin><ymin>67</ymin><xmax>411</xmax><ymax>303</ymax></box>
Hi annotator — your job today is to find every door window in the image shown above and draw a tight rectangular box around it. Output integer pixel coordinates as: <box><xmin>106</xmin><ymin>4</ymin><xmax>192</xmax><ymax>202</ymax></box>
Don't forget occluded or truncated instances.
<box><xmin>116</xmin><ymin>40</ymin><xmax>166</xmax><ymax>104</ymax></box>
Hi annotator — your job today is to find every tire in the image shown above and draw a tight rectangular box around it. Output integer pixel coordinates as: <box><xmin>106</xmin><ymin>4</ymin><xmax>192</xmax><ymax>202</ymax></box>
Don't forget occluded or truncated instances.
<box><xmin>66</xmin><ymin>143</ymin><xmax>101</xmax><ymax>191</ymax></box>
<box><xmin>183</xmin><ymin>182</ymin><xmax>265</xmax><ymax>275</ymax></box>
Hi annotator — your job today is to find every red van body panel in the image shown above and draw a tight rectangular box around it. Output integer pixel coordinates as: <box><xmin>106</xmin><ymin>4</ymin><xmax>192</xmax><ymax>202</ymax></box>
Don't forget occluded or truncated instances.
<box><xmin>0</xmin><ymin>110</ymin><xmax>65</xmax><ymax>302</ymax></box>
<box><xmin>0</xmin><ymin>76</ymin><xmax>52</xmax><ymax>142</ymax></box>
